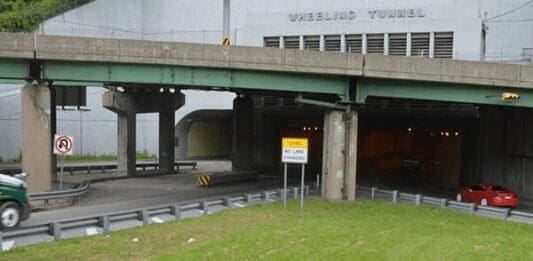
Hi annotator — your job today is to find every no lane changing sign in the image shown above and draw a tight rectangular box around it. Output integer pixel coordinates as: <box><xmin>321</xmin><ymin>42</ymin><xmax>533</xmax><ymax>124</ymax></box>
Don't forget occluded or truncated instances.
<box><xmin>281</xmin><ymin>137</ymin><xmax>308</xmax><ymax>164</ymax></box>
<box><xmin>54</xmin><ymin>135</ymin><xmax>74</xmax><ymax>155</ymax></box>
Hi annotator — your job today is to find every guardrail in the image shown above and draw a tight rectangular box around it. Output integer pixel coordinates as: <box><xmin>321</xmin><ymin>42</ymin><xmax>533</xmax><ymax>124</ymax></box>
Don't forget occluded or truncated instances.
<box><xmin>0</xmin><ymin>161</ymin><xmax>197</xmax><ymax>175</ymax></box>
<box><xmin>358</xmin><ymin>185</ymin><xmax>533</xmax><ymax>225</ymax></box>
<box><xmin>0</xmin><ymin>186</ymin><xmax>309</xmax><ymax>251</ymax></box>
<box><xmin>29</xmin><ymin>182</ymin><xmax>90</xmax><ymax>206</ymax></box>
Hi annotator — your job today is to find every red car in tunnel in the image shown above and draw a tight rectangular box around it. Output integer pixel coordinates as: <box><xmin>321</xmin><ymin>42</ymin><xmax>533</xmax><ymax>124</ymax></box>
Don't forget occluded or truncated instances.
<box><xmin>456</xmin><ymin>183</ymin><xmax>519</xmax><ymax>207</ymax></box>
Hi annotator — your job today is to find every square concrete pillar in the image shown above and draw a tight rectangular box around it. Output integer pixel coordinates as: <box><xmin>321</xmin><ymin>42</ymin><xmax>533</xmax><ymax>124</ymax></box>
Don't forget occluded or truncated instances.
<box><xmin>324</xmin><ymin>110</ymin><xmax>345</xmax><ymax>200</ymax></box>
<box><xmin>159</xmin><ymin>110</ymin><xmax>175</xmax><ymax>172</ymax></box>
<box><xmin>343</xmin><ymin>112</ymin><xmax>358</xmax><ymax>201</ymax></box>
<box><xmin>21</xmin><ymin>84</ymin><xmax>53</xmax><ymax>192</ymax></box>
<box><xmin>232</xmin><ymin>95</ymin><xmax>253</xmax><ymax>171</ymax></box>
<box><xmin>117</xmin><ymin>113</ymin><xmax>136</xmax><ymax>176</ymax></box>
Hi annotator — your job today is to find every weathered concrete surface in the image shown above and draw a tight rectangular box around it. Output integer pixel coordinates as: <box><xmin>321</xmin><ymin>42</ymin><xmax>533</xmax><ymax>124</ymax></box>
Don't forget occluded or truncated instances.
<box><xmin>343</xmin><ymin>112</ymin><xmax>358</xmax><ymax>201</ymax></box>
<box><xmin>21</xmin><ymin>84</ymin><xmax>52</xmax><ymax>192</ymax></box>
<box><xmin>1</xmin><ymin>33</ymin><xmax>531</xmax><ymax>89</ymax></box>
<box><xmin>0</xmin><ymin>33</ymin><xmax>34</xmax><ymax>59</ymax></box>
<box><xmin>323</xmin><ymin>110</ymin><xmax>345</xmax><ymax>200</ymax></box>
<box><xmin>102</xmin><ymin>91</ymin><xmax>185</xmax><ymax>113</ymax></box>
<box><xmin>117</xmin><ymin>113</ymin><xmax>136</xmax><ymax>176</ymax></box>
<box><xmin>364</xmin><ymin>54</ymin><xmax>532</xmax><ymax>89</ymax></box>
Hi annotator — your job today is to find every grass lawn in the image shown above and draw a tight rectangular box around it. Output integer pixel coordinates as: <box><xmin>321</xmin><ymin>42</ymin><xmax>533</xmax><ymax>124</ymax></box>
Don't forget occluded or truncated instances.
<box><xmin>3</xmin><ymin>200</ymin><xmax>532</xmax><ymax>260</ymax></box>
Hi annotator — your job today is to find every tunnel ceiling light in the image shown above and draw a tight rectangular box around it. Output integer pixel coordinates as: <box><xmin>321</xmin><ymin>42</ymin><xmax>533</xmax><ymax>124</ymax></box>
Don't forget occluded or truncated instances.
<box><xmin>445</xmin><ymin>132</ymin><xmax>450</xmax><ymax>137</ymax></box>
<box><xmin>455</xmin><ymin>131</ymin><xmax>460</xmax><ymax>136</ymax></box>
<box><xmin>408</xmin><ymin>127</ymin><xmax>412</xmax><ymax>132</ymax></box>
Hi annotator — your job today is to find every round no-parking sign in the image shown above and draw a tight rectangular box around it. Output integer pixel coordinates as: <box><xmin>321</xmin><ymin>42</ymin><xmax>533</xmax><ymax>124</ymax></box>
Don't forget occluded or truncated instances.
<box><xmin>54</xmin><ymin>135</ymin><xmax>74</xmax><ymax>155</ymax></box>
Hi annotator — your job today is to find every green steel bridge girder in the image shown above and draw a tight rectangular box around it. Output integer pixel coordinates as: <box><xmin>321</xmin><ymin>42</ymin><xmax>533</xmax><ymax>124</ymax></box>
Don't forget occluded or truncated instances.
<box><xmin>41</xmin><ymin>61</ymin><xmax>350</xmax><ymax>99</ymax></box>
<box><xmin>0</xmin><ymin>59</ymin><xmax>30</xmax><ymax>83</ymax></box>
<box><xmin>356</xmin><ymin>78</ymin><xmax>533</xmax><ymax>108</ymax></box>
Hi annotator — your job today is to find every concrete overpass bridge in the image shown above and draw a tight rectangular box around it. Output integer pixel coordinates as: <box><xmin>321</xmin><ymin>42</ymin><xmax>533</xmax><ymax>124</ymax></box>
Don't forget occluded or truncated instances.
<box><xmin>1</xmin><ymin>33</ymin><xmax>532</xmax><ymax>200</ymax></box>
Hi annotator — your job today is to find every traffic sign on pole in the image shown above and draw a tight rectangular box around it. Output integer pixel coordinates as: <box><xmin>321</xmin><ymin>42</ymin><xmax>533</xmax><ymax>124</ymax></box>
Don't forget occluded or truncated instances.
<box><xmin>281</xmin><ymin>138</ymin><xmax>308</xmax><ymax>164</ymax></box>
<box><xmin>54</xmin><ymin>135</ymin><xmax>74</xmax><ymax>155</ymax></box>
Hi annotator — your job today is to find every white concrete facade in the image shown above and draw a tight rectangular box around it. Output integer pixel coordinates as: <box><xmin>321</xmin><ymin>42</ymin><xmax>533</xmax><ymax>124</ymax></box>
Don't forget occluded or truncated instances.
<box><xmin>0</xmin><ymin>0</ymin><xmax>532</xmax><ymax>160</ymax></box>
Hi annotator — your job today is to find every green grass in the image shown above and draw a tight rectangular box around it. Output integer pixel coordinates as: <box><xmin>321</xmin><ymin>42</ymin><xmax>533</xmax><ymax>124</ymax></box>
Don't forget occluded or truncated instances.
<box><xmin>2</xmin><ymin>200</ymin><xmax>532</xmax><ymax>260</ymax></box>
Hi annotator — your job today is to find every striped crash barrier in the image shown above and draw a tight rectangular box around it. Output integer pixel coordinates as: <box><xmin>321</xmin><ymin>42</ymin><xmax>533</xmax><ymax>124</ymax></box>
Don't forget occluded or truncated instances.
<box><xmin>197</xmin><ymin>171</ymin><xmax>258</xmax><ymax>187</ymax></box>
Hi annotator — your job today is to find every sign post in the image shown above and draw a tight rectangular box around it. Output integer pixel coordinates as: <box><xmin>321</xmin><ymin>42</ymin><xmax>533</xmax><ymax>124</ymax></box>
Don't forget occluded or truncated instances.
<box><xmin>281</xmin><ymin>137</ymin><xmax>308</xmax><ymax>210</ymax></box>
<box><xmin>54</xmin><ymin>135</ymin><xmax>74</xmax><ymax>190</ymax></box>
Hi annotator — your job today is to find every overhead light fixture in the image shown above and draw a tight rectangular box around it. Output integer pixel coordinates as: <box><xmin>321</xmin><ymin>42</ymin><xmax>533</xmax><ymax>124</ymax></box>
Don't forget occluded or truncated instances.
<box><xmin>501</xmin><ymin>92</ymin><xmax>520</xmax><ymax>101</ymax></box>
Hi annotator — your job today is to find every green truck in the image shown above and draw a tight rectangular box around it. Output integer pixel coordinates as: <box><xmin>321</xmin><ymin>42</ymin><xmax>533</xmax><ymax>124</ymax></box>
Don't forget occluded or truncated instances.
<box><xmin>0</xmin><ymin>173</ymin><xmax>30</xmax><ymax>229</ymax></box>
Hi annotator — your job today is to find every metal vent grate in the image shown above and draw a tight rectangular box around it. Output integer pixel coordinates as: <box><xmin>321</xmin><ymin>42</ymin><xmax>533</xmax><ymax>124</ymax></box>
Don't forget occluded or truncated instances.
<box><xmin>324</xmin><ymin>35</ymin><xmax>341</xmax><ymax>52</ymax></box>
<box><xmin>284</xmin><ymin>36</ymin><xmax>300</xmax><ymax>49</ymax></box>
<box><xmin>304</xmin><ymin>35</ymin><xmax>320</xmax><ymax>51</ymax></box>
<box><xmin>263</xmin><ymin>96</ymin><xmax>281</xmax><ymax>106</ymax></box>
<box><xmin>367</xmin><ymin>34</ymin><xmax>384</xmax><ymax>54</ymax></box>
<box><xmin>264</xmin><ymin>37</ymin><xmax>280</xmax><ymax>48</ymax></box>
<box><xmin>411</xmin><ymin>33</ymin><xmax>430</xmax><ymax>58</ymax></box>
<box><xmin>434</xmin><ymin>32</ymin><xmax>453</xmax><ymax>59</ymax></box>
<box><xmin>388</xmin><ymin>33</ymin><xmax>407</xmax><ymax>56</ymax></box>
<box><xmin>345</xmin><ymin>34</ymin><xmax>362</xmax><ymax>53</ymax></box>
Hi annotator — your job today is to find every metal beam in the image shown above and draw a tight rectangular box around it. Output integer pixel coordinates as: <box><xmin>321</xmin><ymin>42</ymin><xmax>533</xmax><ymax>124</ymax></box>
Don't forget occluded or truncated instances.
<box><xmin>0</xmin><ymin>58</ymin><xmax>29</xmax><ymax>81</ymax></box>
<box><xmin>356</xmin><ymin>78</ymin><xmax>533</xmax><ymax>108</ymax></box>
<box><xmin>42</xmin><ymin>61</ymin><xmax>349</xmax><ymax>97</ymax></box>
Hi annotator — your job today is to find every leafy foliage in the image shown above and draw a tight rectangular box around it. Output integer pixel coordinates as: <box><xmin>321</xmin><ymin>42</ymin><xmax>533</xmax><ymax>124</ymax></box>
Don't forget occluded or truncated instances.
<box><xmin>0</xmin><ymin>0</ymin><xmax>93</xmax><ymax>32</ymax></box>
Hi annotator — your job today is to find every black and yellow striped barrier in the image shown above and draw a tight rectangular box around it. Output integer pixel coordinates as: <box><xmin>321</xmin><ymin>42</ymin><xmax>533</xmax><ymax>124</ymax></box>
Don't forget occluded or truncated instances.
<box><xmin>197</xmin><ymin>174</ymin><xmax>211</xmax><ymax>187</ymax></box>
<box><xmin>197</xmin><ymin>171</ymin><xmax>257</xmax><ymax>188</ymax></box>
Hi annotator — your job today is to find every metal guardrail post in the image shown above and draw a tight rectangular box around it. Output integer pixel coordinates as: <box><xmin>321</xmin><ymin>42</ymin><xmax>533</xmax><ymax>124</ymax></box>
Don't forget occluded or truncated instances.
<box><xmin>138</xmin><ymin>210</ymin><xmax>150</xmax><ymax>225</ymax></box>
<box><xmin>392</xmin><ymin>190</ymin><xmax>398</xmax><ymax>203</ymax></box>
<box><xmin>0</xmin><ymin>232</ymin><xmax>3</xmax><ymax>252</ymax></box>
<box><xmin>50</xmin><ymin>222</ymin><xmax>62</xmax><ymax>241</ymax></box>
<box><xmin>261</xmin><ymin>191</ymin><xmax>269</xmax><ymax>201</ymax></box>
<box><xmin>222</xmin><ymin>197</ymin><xmax>233</xmax><ymax>208</ymax></box>
<box><xmin>305</xmin><ymin>185</ymin><xmax>310</xmax><ymax>196</ymax></box>
<box><xmin>440</xmin><ymin>198</ymin><xmax>448</xmax><ymax>208</ymax></box>
<box><xmin>371</xmin><ymin>187</ymin><xmax>376</xmax><ymax>199</ymax></box>
<box><xmin>293</xmin><ymin>187</ymin><xmax>299</xmax><ymax>199</ymax></box>
<box><xmin>247</xmin><ymin>194</ymin><xmax>254</xmax><ymax>203</ymax></box>
<box><xmin>468</xmin><ymin>203</ymin><xmax>476</xmax><ymax>215</ymax></box>
<box><xmin>415</xmin><ymin>194</ymin><xmax>422</xmax><ymax>206</ymax></box>
<box><xmin>171</xmin><ymin>205</ymin><xmax>181</xmax><ymax>220</ymax></box>
<box><xmin>200</xmin><ymin>201</ymin><xmax>209</xmax><ymax>216</ymax></box>
<box><xmin>99</xmin><ymin>216</ymin><xmax>110</xmax><ymax>234</ymax></box>
<box><xmin>278</xmin><ymin>189</ymin><xmax>284</xmax><ymax>198</ymax></box>
<box><xmin>500</xmin><ymin>208</ymin><xmax>511</xmax><ymax>221</ymax></box>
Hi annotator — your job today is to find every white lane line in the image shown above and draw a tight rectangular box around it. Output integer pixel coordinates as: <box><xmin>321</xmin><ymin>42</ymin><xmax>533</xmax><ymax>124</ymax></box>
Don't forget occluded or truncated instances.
<box><xmin>151</xmin><ymin>217</ymin><xmax>164</xmax><ymax>224</ymax></box>
<box><xmin>234</xmin><ymin>203</ymin><xmax>245</xmax><ymax>208</ymax></box>
<box><xmin>86</xmin><ymin>228</ymin><xmax>98</xmax><ymax>236</ymax></box>
<box><xmin>2</xmin><ymin>240</ymin><xmax>14</xmax><ymax>251</ymax></box>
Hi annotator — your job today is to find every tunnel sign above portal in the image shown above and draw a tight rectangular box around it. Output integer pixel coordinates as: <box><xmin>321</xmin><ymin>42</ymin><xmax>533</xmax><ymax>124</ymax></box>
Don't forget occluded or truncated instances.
<box><xmin>281</xmin><ymin>138</ymin><xmax>308</xmax><ymax>164</ymax></box>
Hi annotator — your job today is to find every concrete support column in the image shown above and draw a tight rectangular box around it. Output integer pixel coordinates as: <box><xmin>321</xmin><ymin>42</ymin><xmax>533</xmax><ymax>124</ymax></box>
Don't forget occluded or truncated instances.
<box><xmin>232</xmin><ymin>95</ymin><xmax>253</xmax><ymax>171</ymax></box>
<box><xmin>159</xmin><ymin>110</ymin><xmax>175</xmax><ymax>172</ymax></box>
<box><xmin>323</xmin><ymin>110</ymin><xmax>345</xmax><ymax>200</ymax></box>
<box><xmin>117</xmin><ymin>113</ymin><xmax>136</xmax><ymax>176</ymax></box>
<box><xmin>21</xmin><ymin>84</ymin><xmax>54</xmax><ymax>192</ymax></box>
<box><xmin>322</xmin><ymin>110</ymin><xmax>359</xmax><ymax>201</ymax></box>
<box><xmin>343</xmin><ymin>112</ymin><xmax>358</xmax><ymax>201</ymax></box>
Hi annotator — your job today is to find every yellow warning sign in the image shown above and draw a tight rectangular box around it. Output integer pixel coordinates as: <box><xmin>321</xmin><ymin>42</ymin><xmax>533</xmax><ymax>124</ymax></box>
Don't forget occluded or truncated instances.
<box><xmin>222</xmin><ymin>38</ymin><xmax>230</xmax><ymax>46</ymax></box>
<box><xmin>282</xmin><ymin>138</ymin><xmax>308</xmax><ymax>149</ymax></box>
<box><xmin>281</xmin><ymin>137</ymin><xmax>308</xmax><ymax>164</ymax></box>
